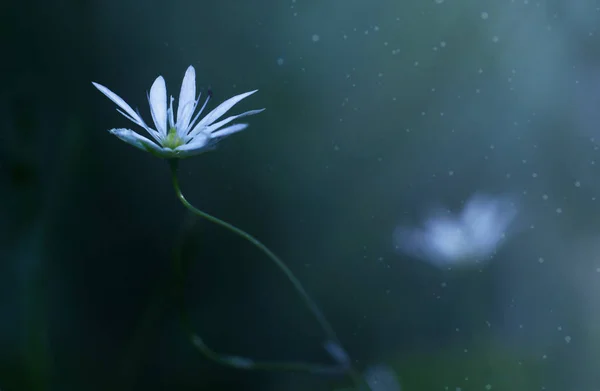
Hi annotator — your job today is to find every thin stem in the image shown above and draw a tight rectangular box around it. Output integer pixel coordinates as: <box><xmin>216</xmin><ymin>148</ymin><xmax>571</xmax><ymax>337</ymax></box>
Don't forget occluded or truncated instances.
<box><xmin>168</xmin><ymin>159</ymin><xmax>364</xmax><ymax>385</ymax></box>
<box><xmin>168</xmin><ymin>160</ymin><xmax>340</xmax><ymax>341</ymax></box>
<box><xmin>180</xmin><ymin>311</ymin><xmax>348</xmax><ymax>375</ymax></box>
<box><xmin>169</xmin><ymin>208</ymin><xmax>347</xmax><ymax>375</ymax></box>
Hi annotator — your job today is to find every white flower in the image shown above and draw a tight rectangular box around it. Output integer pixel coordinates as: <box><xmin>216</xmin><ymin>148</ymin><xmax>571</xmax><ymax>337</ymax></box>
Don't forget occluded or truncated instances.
<box><xmin>364</xmin><ymin>364</ymin><xmax>401</xmax><ymax>391</ymax></box>
<box><xmin>92</xmin><ymin>65</ymin><xmax>264</xmax><ymax>158</ymax></box>
<box><xmin>393</xmin><ymin>193</ymin><xmax>517</xmax><ymax>267</ymax></box>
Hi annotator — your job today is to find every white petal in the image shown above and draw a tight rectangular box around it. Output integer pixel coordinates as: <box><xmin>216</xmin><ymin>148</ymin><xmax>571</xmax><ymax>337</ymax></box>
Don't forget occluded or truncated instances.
<box><xmin>168</xmin><ymin>96</ymin><xmax>175</xmax><ymax>129</ymax></box>
<box><xmin>108</xmin><ymin>128</ymin><xmax>173</xmax><ymax>158</ymax></box>
<box><xmin>93</xmin><ymin>82</ymin><xmax>163</xmax><ymax>142</ymax></box>
<box><xmin>393</xmin><ymin>226</ymin><xmax>447</xmax><ymax>264</ymax></box>
<box><xmin>323</xmin><ymin>341</ymin><xmax>350</xmax><ymax>365</ymax></box>
<box><xmin>173</xmin><ymin>133</ymin><xmax>216</xmax><ymax>157</ymax></box>
<box><xmin>423</xmin><ymin>218</ymin><xmax>469</xmax><ymax>260</ymax></box>
<box><xmin>177</xmin><ymin>66</ymin><xmax>196</xmax><ymax>131</ymax></box>
<box><xmin>188</xmin><ymin>108</ymin><xmax>264</xmax><ymax>139</ymax></box>
<box><xmin>186</xmin><ymin>93</ymin><xmax>210</xmax><ymax>133</ymax></box>
<box><xmin>178</xmin><ymin>133</ymin><xmax>210</xmax><ymax>149</ymax></box>
<box><xmin>210</xmin><ymin>123</ymin><xmax>248</xmax><ymax>139</ymax></box>
<box><xmin>92</xmin><ymin>82</ymin><xmax>145</xmax><ymax>127</ymax></box>
<box><xmin>192</xmin><ymin>90</ymin><xmax>259</xmax><ymax>131</ymax></box>
<box><xmin>173</xmin><ymin>123</ymin><xmax>247</xmax><ymax>158</ymax></box>
<box><xmin>393</xmin><ymin>193</ymin><xmax>518</xmax><ymax>268</ymax></box>
<box><xmin>148</xmin><ymin>76</ymin><xmax>168</xmax><ymax>137</ymax></box>
<box><xmin>364</xmin><ymin>365</ymin><xmax>401</xmax><ymax>391</ymax></box>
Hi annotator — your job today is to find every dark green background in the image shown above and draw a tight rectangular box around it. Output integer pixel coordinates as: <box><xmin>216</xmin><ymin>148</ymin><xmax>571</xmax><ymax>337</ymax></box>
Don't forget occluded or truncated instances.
<box><xmin>3</xmin><ymin>0</ymin><xmax>600</xmax><ymax>390</ymax></box>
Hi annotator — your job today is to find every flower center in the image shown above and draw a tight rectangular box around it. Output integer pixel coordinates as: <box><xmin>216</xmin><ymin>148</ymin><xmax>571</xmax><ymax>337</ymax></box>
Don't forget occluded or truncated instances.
<box><xmin>163</xmin><ymin>127</ymin><xmax>184</xmax><ymax>149</ymax></box>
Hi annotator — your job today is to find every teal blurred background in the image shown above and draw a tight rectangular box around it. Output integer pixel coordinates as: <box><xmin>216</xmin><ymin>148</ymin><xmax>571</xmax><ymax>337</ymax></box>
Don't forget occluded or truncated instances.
<box><xmin>3</xmin><ymin>0</ymin><xmax>600</xmax><ymax>390</ymax></box>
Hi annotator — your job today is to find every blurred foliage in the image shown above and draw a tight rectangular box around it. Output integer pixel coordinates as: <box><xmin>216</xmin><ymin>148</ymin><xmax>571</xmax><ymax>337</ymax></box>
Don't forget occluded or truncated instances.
<box><xmin>333</xmin><ymin>341</ymin><xmax>546</xmax><ymax>391</ymax></box>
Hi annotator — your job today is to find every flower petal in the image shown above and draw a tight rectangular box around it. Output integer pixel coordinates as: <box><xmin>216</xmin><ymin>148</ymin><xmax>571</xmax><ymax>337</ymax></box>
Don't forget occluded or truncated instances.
<box><xmin>324</xmin><ymin>341</ymin><xmax>350</xmax><ymax>366</ymax></box>
<box><xmin>173</xmin><ymin>133</ymin><xmax>217</xmax><ymax>157</ymax></box>
<box><xmin>188</xmin><ymin>108</ymin><xmax>264</xmax><ymax>140</ymax></box>
<box><xmin>210</xmin><ymin>123</ymin><xmax>248</xmax><ymax>139</ymax></box>
<box><xmin>186</xmin><ymin>93</ymin><xmax>210</xmax><ymax>133</ymax></box>
<box><xmin>178</xmin><ymin>132</ymin><xmax>211</xmax><ymax>150</ymax></box>
<box><xmin>168</xmin><ymin>95</ymin><xmax>175</xmax><ymax>129</ymax></box>
<box><xmin>364</xmin><ymin>365</ymin><xmax>401</xmax><ymax>391</ymax></box>
<box><xmin>148</xmin><ymin>76</ymin><xmax>168</xmax><ymax>137</ymax></box>
<box><xmin>177</xmin><ymin>66</ymin><xmax>197</xmax><ymax>131</ymax></box>
<box><xmin>192</xmin><ymin>90</ymin><xmax>259</xmax><ymax>131</ymax></box>
<box><xmin>92</xmin><ymin>82</ymin><xmax>145</xmax><ymax>127</ymax></box>
<box><xmin>108</xmin><ymin>128</ymin><xmax>173</xmax><ymax>158</ymax></box>
<box><xmin>93</xmin><ymin>82</ymin><xmax>163</xmax><ymax>142</ymax></box>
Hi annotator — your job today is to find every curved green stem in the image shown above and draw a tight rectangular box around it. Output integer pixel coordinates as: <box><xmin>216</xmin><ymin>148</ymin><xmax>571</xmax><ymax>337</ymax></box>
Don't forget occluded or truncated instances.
<box><xmin>181</xmin><ymin>314</ymin><xmax>348</xmax><ymax>375</ymax></box>
<box><xmin>169</xmin><ymin>161</ymin><xmax>336</xmax><ymax>340</ymax></box>
<box><xmin>168</xmin><ymin>159</ymin><xmax>364</xmax><ymax>385</ymax></box>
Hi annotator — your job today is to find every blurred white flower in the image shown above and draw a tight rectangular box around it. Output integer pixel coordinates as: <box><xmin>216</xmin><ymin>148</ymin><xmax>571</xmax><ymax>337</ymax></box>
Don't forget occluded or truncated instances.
<box><xmin>324</xmin><ymin>340</ymin><xmax>351</xmax><ymax>366</ymax></box>
<box><xmin>393</xmin><ymin>193</ymin><xmax>517</xmax><ymax>266</ymax></box>
<box><xmin>333</xmin><ymin>364</ymin><xmax>400</xmax><ymax>391</ymax></box>
<box><xmin>92</xmin><ymin>65</ymin><xmax>264</xmax><ymax>158</ymax></box>
<box><xmin>364</xmin><ymin>364</ymin><xmax>401</xmax><ymax>391</ymax></box>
